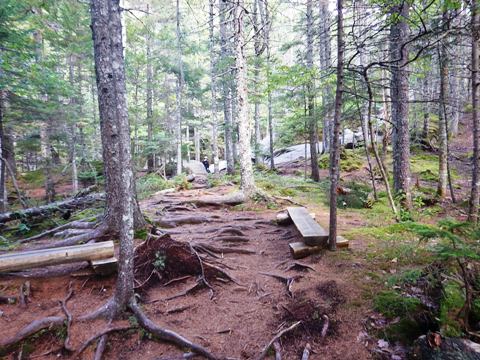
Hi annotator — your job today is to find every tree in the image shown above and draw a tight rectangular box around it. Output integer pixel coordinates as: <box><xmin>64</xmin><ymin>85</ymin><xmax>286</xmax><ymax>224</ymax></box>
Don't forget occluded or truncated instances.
<box><xmin>209</xmin><ymin>0</ymin><xmax>219</xmax><ymax>173</ymax></box>
<box><xmin>469</xmin><ymin>0</ymin><xmax>480</xmax><ymax>222</ymax></box>
<box><xmin>389</xmin><ymin>1</ymin><xmax>412</xmax><ymax>208</ymax></box>
<box><xmin>175</xmin><ymin>0</ymin><xmax>184</xmax><ymax>175</ymax></box>
<box><xmin>328</xmin><ymin>0</ymin><xmax>344</xmax><ymax>251</ymax></box>
<box><xmin>219</xmin><ymin>0</ymin><xmax>235</xmax><ymax>174</ymax></box>
<box><xmin>437</xmin><ymin>3</ymin><xmax>450</xmax><ymax>199</ymax></box>
<box><xmin>306</xmin><ymin>0</ymin><xmax>320</xmax><ymax>182</ymax></box>
<box><xmin>90</xmin><ymin>0</ymin><xmax>136</xmax><ymax>315</ymax></box>
<box><xmin>146</xmin><ymin>5</ymin><xmax>154</xmax><ymax>173</ymax></box>
<box><xmin>235</xmin><ymin>0</ymin><xmax>256</xmax><ymax>196</ymax></box>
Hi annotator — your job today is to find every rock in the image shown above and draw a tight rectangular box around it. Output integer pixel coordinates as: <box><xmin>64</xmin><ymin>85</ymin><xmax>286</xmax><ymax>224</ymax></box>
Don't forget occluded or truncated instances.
<box><xmin>412</xmin><ymin>334</ymin><xmax>480</xmax><ymax>360</ymax></box>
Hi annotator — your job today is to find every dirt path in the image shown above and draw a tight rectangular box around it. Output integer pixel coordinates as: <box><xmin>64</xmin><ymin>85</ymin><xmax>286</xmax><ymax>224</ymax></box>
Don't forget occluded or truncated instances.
<box><xmin>0</xmin><ymin>184</ymin><xmax>371</xmax><ymax>359</ymax></box>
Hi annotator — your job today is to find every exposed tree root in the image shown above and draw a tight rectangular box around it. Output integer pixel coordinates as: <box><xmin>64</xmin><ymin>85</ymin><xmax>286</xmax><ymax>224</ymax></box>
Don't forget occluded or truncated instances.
<box><xmin>74</xmin><ymin>324</ymin><xmax>134</xmax><ymax>359</ymax></box>
<box><xmin>285</xmin><ymin>262</ymin><xmax>316</xmax><ymax>272</ymax></box>
<box><xmin>273</xmin><ymin>340</ymin><xmax>282</xmax><ymax>360</ymax></box>
<box><xmin>149</xmin><ymin>280</ymin><xmax>204</xmax><ymax>303</ymax></box>
<box><xmin>94</xmin><ymin>334</ymin><xmax>108</xmax><ymax>360</ymax></box>
<box><xmin>156</xmin><ymin>353</ymin><xmax>196</xmax><ymax>360</ymax></box>
<box><xmin>19</xmin><ymin>281</ymin><xmax>30</xmax><ymax>307</ymax></box>
<box><xmin>0</xmin><ymin>316</ymin><xmax>65</xmax><ymax>355</ymax></box>
<box><xmin>214</xmin><ymin>235</ymin><xmax>249</xmax><ymax>243</ymax></box>
<box><xmin>59</xmin><ymin>287</ymin><xmax>74</xmax><ymax>352</ymax></box>
<box><xmin>133</xmin><ymin>233</ymin><xmax>234</xmax><ymax>291</ymax></box>
<box><xmin>129</xmin><ymin>302</ymin><xmax>218</xmax><ymax>360</ymax></box>
<box><xmin>256</xmin><ymin>321</ymin><xmax>302</xmax><ymax>360</ymax></box>
<box><xmin>215</xmin><ymin>227</ymin><xmax>246</xmax><ymax>236</ymax></box>
<box><xmin>259</xmin><ymin>272</ymin><xmax>302</xmax><ymax>298</ymax></box>
<box><xmin>193</xmin><ymin>242</ymin><xmax>256</xmax><ymax>255</ymax></box>
<box><xmin>154</xmin><ymin>215</ymin><xmax>212</xmax><ymax>228</ymax></box>
<box><xmin>301</xmin><ymin>343</ymin><xmax>312</xmax><ymax>360</ymax></box>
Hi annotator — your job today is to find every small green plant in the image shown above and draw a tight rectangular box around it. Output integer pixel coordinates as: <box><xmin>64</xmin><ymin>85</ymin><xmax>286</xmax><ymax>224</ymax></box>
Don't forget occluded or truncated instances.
<box><xmin>136</xmin><ymin>173</ymin><xmax>170</xmax><ymax>199</ymax></box>
<box><xmin>172</xmin><ymin>174</ymin><xmax>191</xmax><ymax>191</ymax></box>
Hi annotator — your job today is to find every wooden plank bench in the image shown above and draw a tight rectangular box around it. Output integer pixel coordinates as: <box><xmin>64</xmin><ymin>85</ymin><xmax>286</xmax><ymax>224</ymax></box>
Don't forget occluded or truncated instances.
<box><xmin>287</xmin><ymin>207</ymin><xmax>328</xmax><ymax>246</ymax></box>
<box><xmin>0</xmin><ymin>241</ymin><xmax>115</xmax><ymax>272</ymax></box>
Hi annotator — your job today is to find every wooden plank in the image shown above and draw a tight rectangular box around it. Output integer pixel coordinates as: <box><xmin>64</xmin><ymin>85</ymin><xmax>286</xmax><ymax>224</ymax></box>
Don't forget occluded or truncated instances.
<box><xmin>0</xmin><ymin>241</ymin><xmax>114</xmax><ymax>272</ymax></box>
<box><xmin>289</xmin><ymin>242</ymin><xmax>323</xmax><ymax>259</ymax></box>
<box><xmin>91</xmin><ymin>256</ymin><xmax>117</xmax><ymax>275</ymax></box>
<box><xmin>287</xmin><ymin>207</ymin><xmax>328</xmax><ymax>246</ymax></box>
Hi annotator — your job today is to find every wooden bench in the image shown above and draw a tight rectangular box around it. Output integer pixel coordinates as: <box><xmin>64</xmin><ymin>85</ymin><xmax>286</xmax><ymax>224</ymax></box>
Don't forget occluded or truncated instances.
<box><xmin>287</xmin><ymin>207</ymin><xmax>328</xmax><ymax>246</ymax></box>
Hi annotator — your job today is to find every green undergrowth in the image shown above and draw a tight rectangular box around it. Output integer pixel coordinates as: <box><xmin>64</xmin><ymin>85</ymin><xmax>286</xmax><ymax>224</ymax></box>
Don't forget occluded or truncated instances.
<box><xmin>136</xmin><ymin>173</ymin><xmax>172</xmax><ymax>200</ymax></box>
<box><xmin>318</xmin><ymin>148</ymin><xmax>364</xmax><ymax>172</ymax></box>
<box><xmin>255</xmin><ymin>171</ymin><xmax>329</xmax><ymax>205</ymax></box>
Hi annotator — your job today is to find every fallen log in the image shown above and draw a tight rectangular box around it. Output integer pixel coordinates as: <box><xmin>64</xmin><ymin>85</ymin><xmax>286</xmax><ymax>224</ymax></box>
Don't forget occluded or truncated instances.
<box><xmin>0</xmin><ymin>241</ymin><xmax>114</xmax><ymax>272</ymax></box>
<box><xmin>190</xmin><ymin>191</ymin><xmax>245</xmax><ymax>207</ymax></box>
<box><xmin>0</xmin><ymin>193</ymin><xmax>105</xmax><ymax>224</ymax></box>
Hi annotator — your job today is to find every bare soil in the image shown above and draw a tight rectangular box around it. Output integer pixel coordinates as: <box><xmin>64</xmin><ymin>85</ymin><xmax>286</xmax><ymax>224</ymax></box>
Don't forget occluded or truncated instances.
<box><xmin>0</xmin><ymin>184</ymin><xmax>372</xmax><ymax>359</ymax></box>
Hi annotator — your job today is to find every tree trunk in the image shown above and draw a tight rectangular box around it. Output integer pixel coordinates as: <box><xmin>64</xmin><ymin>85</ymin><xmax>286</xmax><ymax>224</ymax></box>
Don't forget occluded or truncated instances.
<box><xmin>68</xmin><ymin>55</ymin><xmax>79</xmax><ymax>193</ymax></box>
<box><xmin>262</xmin><ymin>0</ymin><xmax>275</xmax><ymax>170</ymax></box>
<box><xmin>0</xmin><ymin>90</ymin><xmax>6</xmax><ymax>213</ymax></box>
<box><xmin>208</xmin><ymin>0</ymin><xmax>219</xmax><ymax>173</ymax></box>
<box><xmin>175</xmin><ymin>0</ymin><xmax>184</xmax><ymax>176</ymax></box>
<box><xmin>389</xmin><ymin>1</ymin><xmax>412</xmax><ymax>208</ymax></box>
<box><xmin>319</xmin><ymin>0</ymin><xmax>332</xmax><ymax>153</ymax></box>
<box><xmin>469</xmin><ymin>0</ymin><xmax>480</xmax><ymax>222</ymax></box>
<box><xmin>219</xmin><ymin>0</ymin><xmax>235</xmax><ymax>174</ymax></box>
<box><xmin>194</xmin><ymin>127</ymin><xmax>200</xmax><ymax>162</ymax></box>
<box><xmin>146</xmin><ymin>9</ymin><xmax>154</xmax><ymax>173</ymax></box>
<box><xmin>253</xmin><ymin>0</ymin><xmax>266</xmax><ymax>166</ymax></box>
<box><xmin>90</xmin><ymin>0</ymin><xmax>137</xmax><ymax>313</ymax></box>
<box><xmin>437</xmin><ymin>24</ymin><xmax>449</xmax><ymax>199</ymax></box>
<box><xmin>329</xmin><ymin>0</ymin><xmax>344</xmax><ymax>251</ymax></box>
<box><xmin>235</xmin><ymin>0</ymin><xmax>256</xmax><ymax>197</ymax></box>
<box><xmin>306</xmin><ymin>0</ymin><xmax>320</xmax><ymax>182</ymax></box>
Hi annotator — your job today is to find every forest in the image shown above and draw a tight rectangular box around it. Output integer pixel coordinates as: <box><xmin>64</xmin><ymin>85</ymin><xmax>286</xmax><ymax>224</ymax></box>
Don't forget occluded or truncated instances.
<box><xmin>0</xmin><ymin>0</ymin><xmax>480</xmax><ymax>359</ymax></box>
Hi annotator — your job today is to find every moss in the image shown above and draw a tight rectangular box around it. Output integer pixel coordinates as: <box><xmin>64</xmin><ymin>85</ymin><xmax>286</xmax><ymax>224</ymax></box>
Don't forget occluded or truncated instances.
<box><xmin>374</xmin><ymin>290</ymin><xmax>422</xmax><ymax>318</ymax></box>
<box><xmin>387</xmin><ymin>269</ymin><xmax>423</xmax><ymax>287</ymax></box>
<box><xmin>383</xmin><ymin>317</ymin><xmax>426</xmax><ymax>344</ymax></box>
<box><xmin>318</xmin><ymin>148</ymin><xmax>364</xmax><ymax>172</ymax></box>
<box><xmin>439</xmin><ymin>281</ymin><xmax>464</xmax><ymax>337</ymax></box>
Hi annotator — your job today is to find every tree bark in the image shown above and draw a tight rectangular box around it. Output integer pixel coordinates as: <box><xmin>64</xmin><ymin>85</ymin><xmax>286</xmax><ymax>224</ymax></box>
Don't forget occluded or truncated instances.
<box><xmin>209</xmin><ymin>0</ymin><xmax>219</xmax><ymax>173</ymax></box>
<box><xmin>219</xmin><ymin>0</ymin><xmax>235</xmax><ymax>174</ymax></box>
<box><xmin>175</xmin><ymin>0</ymin><xmax>184</xmax><ymax>175</ymax></box>
<box><xmin>90</xmin><ymin>0</ymin><xmax>137</xmax><ymax>313</ymax></box>
<box><xmin>146</xmin><ymin>7</ymin><xmax>154</xmax><ymax>173</ymax></box>
<box><xmin>319</xmin><ymin>0</ymin><xmax>332</xmax><ymax>153</ymax></box>
<box><xmin>306</xmin><ymin>0</ymin><xmax>320</xmax><ymax>182</ymax></box>
<box><xmin>0</xmin><ymin>90</ymin><xmax>6</xmax><ymax>213</ymax></box>
<box><xmin>437</xmin><ymin>23</ymin><xmax>449</xmax><ymax>199</ymax></box>
<box><xmin>389</xmin><ymin>1</ymin><xmax>412</xmax><ymax>208</ymax></box>
<box><xmin>469</xmin><ymin>0</ymin><xmax>480</xmax><ymax>222</ymax></box>
<box><xmin>235</xmin><ymin>0</ymin><xmax>256</xmax><ymax>197</ymax></box>
<box><xmin>329</xmin><ymin>0</ymin><xmax>344</xmax><ymax>251</ymax></box>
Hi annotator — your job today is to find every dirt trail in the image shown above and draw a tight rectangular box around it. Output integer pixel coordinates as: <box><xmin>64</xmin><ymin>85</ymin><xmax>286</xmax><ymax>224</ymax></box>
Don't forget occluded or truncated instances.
<box><xmin>0</xmin><ymin>184</ymin><xmax>371</xmax><ymax>359</ymax></box>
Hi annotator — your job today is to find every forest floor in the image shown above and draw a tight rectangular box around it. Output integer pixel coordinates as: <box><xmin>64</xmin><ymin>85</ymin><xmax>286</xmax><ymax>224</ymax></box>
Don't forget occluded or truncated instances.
<box><xmin>1</xmin><ymin>118</ymin><xmax>477</xmax><ymax>359</ymax></box>
<box><xmin>0</xmin><ymin>181</ymin><xmax>377</xmax><ymax>360</ymax></box>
